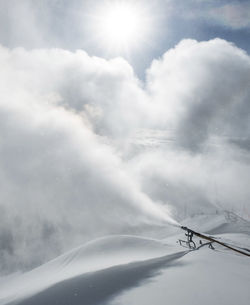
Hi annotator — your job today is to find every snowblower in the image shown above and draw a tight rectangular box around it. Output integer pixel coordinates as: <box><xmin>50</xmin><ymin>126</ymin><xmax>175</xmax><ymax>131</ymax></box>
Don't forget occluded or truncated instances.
<box><xmin>179</xmin><ymin>226</ymin><xmax>250</xmax><ymax>257</ymax></box>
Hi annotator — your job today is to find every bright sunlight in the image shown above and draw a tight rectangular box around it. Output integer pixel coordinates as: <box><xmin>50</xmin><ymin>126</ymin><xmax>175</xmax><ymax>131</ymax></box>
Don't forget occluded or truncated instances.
<box><xmin>91</xmin><ymin>1</ymin><xmax>151</xmax><ymax>53</ymax></box>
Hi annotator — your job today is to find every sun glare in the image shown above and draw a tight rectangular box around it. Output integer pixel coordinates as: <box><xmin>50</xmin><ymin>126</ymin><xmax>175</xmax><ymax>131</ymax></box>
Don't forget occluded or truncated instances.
<box><xmin>92</xmin><ymin>1</ymin><xmax>151</xmax><ymax>53</ymax></box>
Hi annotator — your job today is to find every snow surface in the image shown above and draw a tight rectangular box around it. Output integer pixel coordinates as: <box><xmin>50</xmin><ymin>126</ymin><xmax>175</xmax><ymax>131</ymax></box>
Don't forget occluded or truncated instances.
<box><xmin>1</xmin><ymin>212</ymin><xmax>250</xmax><ymax>305</ymax></box>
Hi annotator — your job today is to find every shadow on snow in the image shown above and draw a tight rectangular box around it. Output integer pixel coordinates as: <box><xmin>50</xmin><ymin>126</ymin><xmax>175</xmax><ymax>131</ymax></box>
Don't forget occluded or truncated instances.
<box><xmin>16</xmin><ymin>251</ymin><xmax>187</xmax><ymax>305</ymax></box>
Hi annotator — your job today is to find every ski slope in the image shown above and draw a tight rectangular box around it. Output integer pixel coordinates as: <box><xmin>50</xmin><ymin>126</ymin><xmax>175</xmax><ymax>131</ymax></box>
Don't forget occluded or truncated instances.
<box><xmin>0</xmin><ymin>212</ymin><xmax>250</xmax><ymax>305</ymax></box>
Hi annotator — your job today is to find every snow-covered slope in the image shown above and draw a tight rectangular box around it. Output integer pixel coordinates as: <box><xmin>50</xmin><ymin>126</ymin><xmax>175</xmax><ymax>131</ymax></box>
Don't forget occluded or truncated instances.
<box><xmin>114</xmin><ymin>247</ymin><xmax>250</xmax><ymax>305</ymax></box>
<box><xmin>0</xmin><ymin>235</ymin><xmax>181</xmax><ymax>305</ymax></box>
<box><xmin>1</xmin><ymin>212</ymin><xmax>250</xmax><ymax>305</ymax></box>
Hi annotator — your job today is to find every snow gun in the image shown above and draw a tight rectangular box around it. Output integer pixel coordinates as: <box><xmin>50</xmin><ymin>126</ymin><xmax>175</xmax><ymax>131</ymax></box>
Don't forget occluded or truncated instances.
<box><xmin>179</xmin><ymin>226</ymin><xmax>250</xmax><ymax>257</ymax></box>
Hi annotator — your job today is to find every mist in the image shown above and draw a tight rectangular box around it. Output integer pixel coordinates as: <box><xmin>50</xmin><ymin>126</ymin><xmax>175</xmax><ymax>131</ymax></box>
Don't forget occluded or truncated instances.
<box><xmin>0</xmin><ymin>38</ymin><xmax>250</xmax><ymax>274</ymax></box>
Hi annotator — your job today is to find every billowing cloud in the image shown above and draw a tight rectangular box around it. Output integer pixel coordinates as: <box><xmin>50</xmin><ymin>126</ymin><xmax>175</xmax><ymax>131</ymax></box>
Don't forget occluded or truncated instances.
<box><xmin>0</xmin><ymin>46</ymin><xmax>173</xmax><ymax>274</ymax></box>
<box><xmin>0</xmin><ymin>38</ymin><xmax>250</xmax><ymax>274</ymax></box>
<box><xmin>0</xmin><ymin>46</ymin><xmax>149</xmax><ymax>136</ymax></box>
<box><xmin>147</xmin><ymin>39</ymin><xmax>250</xmax><ymax>151</ymax></box>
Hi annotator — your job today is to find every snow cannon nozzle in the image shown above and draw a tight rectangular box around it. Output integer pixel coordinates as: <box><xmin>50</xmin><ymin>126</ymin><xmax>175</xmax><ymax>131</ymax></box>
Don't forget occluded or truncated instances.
<box><xmin>181</xmin><ymin>226</ymin><xmax>195</xmax><ymax>234</ymax></box>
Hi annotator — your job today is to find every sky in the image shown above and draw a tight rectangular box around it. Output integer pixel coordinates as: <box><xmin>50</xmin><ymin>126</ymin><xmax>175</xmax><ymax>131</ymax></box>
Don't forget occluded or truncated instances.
<box><xmin>0</xmin><ymin>0</ymin><xmax>250</xmax><ymax>274</ymax></box>
<box><xmin>1</xmin><ymin>0</ymin><xmax>250</xmax><ymax>75</ymax></box>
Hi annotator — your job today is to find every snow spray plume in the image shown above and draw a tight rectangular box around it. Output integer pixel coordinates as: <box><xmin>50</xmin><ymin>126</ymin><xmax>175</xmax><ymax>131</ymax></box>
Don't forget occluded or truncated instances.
<box><xmin>0</xmin><ymin>44</ymin><xmax>179</xmax><ymax>273</ymax></box>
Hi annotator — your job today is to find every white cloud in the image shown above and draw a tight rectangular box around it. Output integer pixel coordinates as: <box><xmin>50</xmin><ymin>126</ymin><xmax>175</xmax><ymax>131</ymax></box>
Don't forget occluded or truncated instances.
<box><xmin>0</xmin><ymin>46</ymin><xmax>149</xmax><ymax>136</ymax></box>
<box><xmin>174</xmin><ymin>1</ymin><xmax>250</xmax><ymax>30</ymax></box>
<box><xmin>0</xmin><ymin>46</ymin><xmax>173</xmax><ymax>273</ymax></box>
<box><xmin>1</xmin><ymin>38</ymin><xmax>250</xmax><ymax>274</ymax></box>
<box><xmin>146</xmin><ymin>39</ymin><xmax>250</xmax><ymax>150</ymax></box>
<box><xmin>207</xmin><ymin>3</ymin><xmax>250</xmax><ymax>30</ymax></box>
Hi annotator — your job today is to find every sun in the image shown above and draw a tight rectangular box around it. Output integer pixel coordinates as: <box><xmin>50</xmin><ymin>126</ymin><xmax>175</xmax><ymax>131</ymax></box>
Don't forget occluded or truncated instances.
<box><xmin>100</xmin><ymin>4</ymin><xmax>140</xmax><ymax>46</ymax></box>
<box><xmin>90</xmin><ymin>1</ymin><xmax>151</xmax><ymax>53</ymax></box>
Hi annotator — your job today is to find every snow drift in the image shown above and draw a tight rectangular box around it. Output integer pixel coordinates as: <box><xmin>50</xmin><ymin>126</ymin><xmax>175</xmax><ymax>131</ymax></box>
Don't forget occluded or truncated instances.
<box><xmin>0</xmin><ymin>235</ymin><xmax>181</xmax><ymax>305</ymax></box>
<box><xmin>1</xmin><ymin>213</ymin><xmax>250</xmax><ymax>305</ymax></box>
